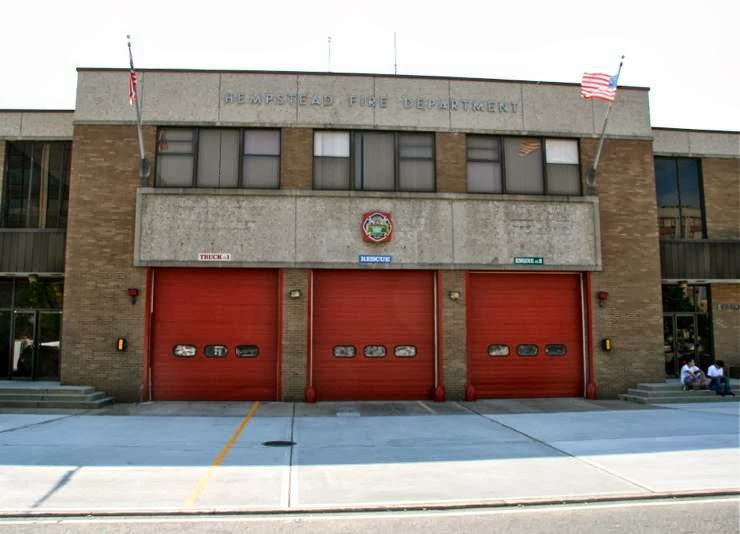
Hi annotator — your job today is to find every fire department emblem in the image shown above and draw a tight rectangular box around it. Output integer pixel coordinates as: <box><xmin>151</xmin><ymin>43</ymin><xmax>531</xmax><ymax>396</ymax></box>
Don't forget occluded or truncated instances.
<box><xmin>361</xmin><ymin>211</ymin><xmax>393</xmax><ymax>243</ymax></box>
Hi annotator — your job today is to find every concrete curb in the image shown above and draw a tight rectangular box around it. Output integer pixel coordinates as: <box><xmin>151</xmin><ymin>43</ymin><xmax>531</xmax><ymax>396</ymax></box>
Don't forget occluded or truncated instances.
<box><xmin>1</xmin><ymin>488</ymin><xmax>738</xmax><ymax>519</ymax></box>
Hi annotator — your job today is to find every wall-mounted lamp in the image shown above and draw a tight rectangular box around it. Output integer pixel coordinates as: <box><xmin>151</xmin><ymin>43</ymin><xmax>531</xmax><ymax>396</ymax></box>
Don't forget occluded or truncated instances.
<box><xmin>597</xmin><ymin>291</ymin><xmax>609</xmax><ymax>308</ymax></box>
<box><xmin>127</xmin><ymin>288</ymin><xmax>140</xmax><ymax>305</ymax></box>
<box><xmin>288</xmin><ymin>289</ymin><xmax>302</xmax><ymax>299</ymax></box>
<box><xmin>449</xmin><ymin>291</ymin><xmax>461</xmax><ymax>301</ymax></box>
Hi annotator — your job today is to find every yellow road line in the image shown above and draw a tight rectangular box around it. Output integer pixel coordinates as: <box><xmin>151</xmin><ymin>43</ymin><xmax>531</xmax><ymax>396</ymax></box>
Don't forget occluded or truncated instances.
<box><xmin>184</xmin><ymin>401</ymin><xmax>260</xmax><ymax>508</ymax></box>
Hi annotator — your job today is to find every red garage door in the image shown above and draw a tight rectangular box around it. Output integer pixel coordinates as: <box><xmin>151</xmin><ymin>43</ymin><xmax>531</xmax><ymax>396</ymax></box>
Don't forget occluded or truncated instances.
<box><xmin>312</xmin><ymin>270</ymin><xmax>435</xmax><ymax>401</ymax></box>
<box><xmin>151</xmin><ymin>268</ymin><xmax>278</xmax><ymax>400</ymax></box>
<box><xmin>468</xmin><ymin>273</ymin><xmax>583</xmax><ymax>398</ymax></box>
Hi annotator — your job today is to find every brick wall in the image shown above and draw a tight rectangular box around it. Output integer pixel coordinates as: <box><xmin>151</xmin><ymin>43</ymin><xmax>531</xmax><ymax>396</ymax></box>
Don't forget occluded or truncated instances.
<box><xmin>440</xmin><ymin>270</ymin><xmax>467</xmax><ymax>399</ymax></box>
<box><xmin>436</xmin><ymin>132</ymin><xmax>466</xmax><ymax>193</ymax></box>
<box><xmin>711</xmin><ymin>284</ymin><xmax>740</xmax><ymax>371</ymax></box>
<box><xmin>282</xmin><ymin>269</ymin><xmax>308</xmax><ymax>401</ymax></box>
<box><xmin>703</xmin><ymin>158</ymin><xmax>740</xmax><ymax>239</ymax></box>
<box><xmin>280</xmin><ymin>128</ymin><xmax>313</xmax><ymax>189</ymax></box>
<box><xmin>583</xmin><ymin>138</ymin><xmax>665</xmax><ymax>397</ymax></box>
<box><xmin>61</xmin><ymin>125</ymin><xmax>156</xmax><ymax>401</ymax></box>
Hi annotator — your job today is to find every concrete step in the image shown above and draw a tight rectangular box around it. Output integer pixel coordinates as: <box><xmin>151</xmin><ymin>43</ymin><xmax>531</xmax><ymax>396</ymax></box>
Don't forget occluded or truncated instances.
<box><xmin>0</xmin><ymin>386</ymin><xmax>95</xmax><ymax>396</ymax></box>
<box><xmin>0</xmin><ymin>391</ymin><xmax>107</xmax><ymax>402</ymax></box>
<box><xmin>636</xmin><ymin>381</ymin><xmax>740</xmax><ymax>391</ymax></box>
<box><xmin>619</xmin><ymin>393</ymin><xmax>739</xmax><ymax>404</ymax></box>
<box><xmin>0</xmin><ymin>397</ymin><xmax>115</xmax><ymax>409</ymax></box>
<box><xmin>626</xmin><ymin>388</ymin><xmax>720</xmax><ymax>398</ymax></box>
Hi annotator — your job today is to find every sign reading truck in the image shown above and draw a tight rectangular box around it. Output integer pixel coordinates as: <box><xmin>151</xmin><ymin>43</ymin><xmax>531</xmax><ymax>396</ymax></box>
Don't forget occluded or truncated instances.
<box><xmin>198</xmin><ymin>253</ymin><xmax>232</xmax><ymax>262</ymax></box>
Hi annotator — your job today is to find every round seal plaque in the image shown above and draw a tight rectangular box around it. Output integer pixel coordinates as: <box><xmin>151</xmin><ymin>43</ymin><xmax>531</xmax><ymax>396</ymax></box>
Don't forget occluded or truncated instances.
<box><xmin>361</xmin><ymin>211</ymin><xmax>393</xmax><ymax>243</ymax></box>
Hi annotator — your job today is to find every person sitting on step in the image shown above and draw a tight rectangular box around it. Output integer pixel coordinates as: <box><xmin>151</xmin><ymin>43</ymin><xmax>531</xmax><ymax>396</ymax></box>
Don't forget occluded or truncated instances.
<box><xmin>680</xmin><ymin>358</ymin><xmax>709</xmax><ymax>391</ymax></box>
<box><xmin>707</xmin><ymin>360</ymin><xmax>735</xmax><ymax>397</ymax></box>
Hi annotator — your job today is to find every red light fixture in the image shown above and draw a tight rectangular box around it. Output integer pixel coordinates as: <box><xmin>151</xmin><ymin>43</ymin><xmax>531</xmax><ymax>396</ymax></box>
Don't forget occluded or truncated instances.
<box><xmin>128</xmin><ymin>288</ymin><xmax>140</xmax><ymax>305</ymax></box>
<box><xmin>597</xmin><ymin>291</ymin><xmax>609</xmax><ymax>307</ymax></box>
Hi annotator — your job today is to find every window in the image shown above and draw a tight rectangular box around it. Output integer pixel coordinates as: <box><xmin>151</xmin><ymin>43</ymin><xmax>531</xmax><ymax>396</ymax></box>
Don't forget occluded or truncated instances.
<box><xmin>2</xmin><ymin>142</ymin><xmax>71</xmax><ymax>228</ymax></box>
<box><xmin>173</xmin><ymin>345</ymin><xmax>197</xmax><ymax>358</ymax></box>
<box><xmin>467</xmin><ymin>136</ymin><xmax>580</xmax><ymax>195</ymax></box>
<box><xmin>516</xmin><ymin>344</ymin><xmax>539</xmax><ymax>357</ymax></box>
<box><xmin>363</xmin><ymin>345</ymin><xmax>387</xmax><ymax>358</ymax></box>
<box><xmin>156</xmin><ymin>128</ymin><xmax>280</xmax><ymax>188</ymax></box>
<box><xmin>315</xmin><ymin>131</ymin><xmax>435</xmax><ymax>191</ymax></box>
<box><xmin>394</xmin><ymin>345</ymin><xmax>417</xmax><ymax>358</ymax></box>
<box><xmin>654</xmin><ymin>158</ymin><xmax>705</xmax><ymax>239</ymax></box>
<box><xmin>333</xmin><ymin>345</ymin><xmax>357</xmax><ymax>358</ymax></box>
<box><xmin>545</xmin><ymin>344</ymin><xmax>567</xmax><ymax>356</ymax></box>
<box><xmin>487</xmin><ymin>344</ymin><xmax>510</xmax><ymax>357</ymax></box>
<box><xmin>204</xmin><ymin>345</ymin><xmax>228</xmax><ymax>358</ymax></box>
<box><xmin>236</xmin><ymin>345</ymin><xmax>259</xmax><ymax>358</ymax></box>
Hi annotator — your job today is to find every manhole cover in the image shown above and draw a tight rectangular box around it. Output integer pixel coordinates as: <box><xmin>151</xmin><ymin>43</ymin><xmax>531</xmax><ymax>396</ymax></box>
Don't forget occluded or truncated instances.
<box><xmin>262</xmin><ymin>440</ymin><xmax>296</xmax><ymax>447</ymax></box>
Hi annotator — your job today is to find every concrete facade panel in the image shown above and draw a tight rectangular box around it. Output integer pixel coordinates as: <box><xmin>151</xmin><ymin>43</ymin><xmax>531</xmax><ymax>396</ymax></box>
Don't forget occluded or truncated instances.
<box><xmin>219</xmin><ymin>73</ymin><xmax>299</xmax><ymax>125</ymax></box>
<box><xmin>75</xmin><ymin>71</ymin><xmax>142</xmax><ymax>123</ymax></box>
<box><xmin>19</xmin><ymin>112</ymin><xmax>74</xmax><ymax>139</ymax></box>
<box><xmin>522</xmin><ymin>84</ymin><xmax>594</xmax><ymax>135</ymax></box>
<box><xmin>0</xmin><ymin>112</ymin><xmax>22</xmax><ymax>137</ymax></box>
<box><xmin>599</xmin><ymin>89</ymin><xmax>652</xmax><ymax>138</ymax></box>
<box><xmin>652</xmin><ymin>129</ymin><xmax>690</xmax><ymax>155</ymax></box>
<box><xmin>688</xmin><ymin>131</ymin><xmax>740</xmax><ymax>158</ymax></box>
<box><xmin>452</xmin><ymin>199</ymin><xmax>598</xmax><ymax>268</ymax></box>
<box><xmin>134</xmin><ymin>191</ymin><xmax>600</xmax><ymax>270</ymax></box>
<box><xmin>142</xmin><ymin>72</ymin><xmax>220</xmax><ymax>123</ymax></box>
<box><xmin>137</xmin><ymin>193</ymin><xmax>296</xmax><ymax>264</ymax></box>
<box><xmin>297</xmin><ymin>75</ymin><xmax>375</xmax><ymax>127</ymax></box>
<box><xmin>372</xmin><ymin>77</ymin><xmax>451</xmax><ymax>130</ymax></box>
<box><xmin>448</xmin><ymin>81</ymin><xmax>523</xmax><ymax>132</ymax></box>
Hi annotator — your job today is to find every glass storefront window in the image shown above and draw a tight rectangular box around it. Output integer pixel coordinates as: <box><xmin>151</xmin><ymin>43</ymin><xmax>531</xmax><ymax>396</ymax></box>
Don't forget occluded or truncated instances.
<box><xmin>654</xmin><ymin>157</ymin><xmax>705</xmax><ymax>240</ymax></box>
<box><xmin>14</xmin><ymin>278</ymin><xmax>63</xmax><ymax>309</ymax></box>
<box><xmin>662</xmin><ymin>284</ymin><xmax>708</xmax><ymax>313</ymax></box>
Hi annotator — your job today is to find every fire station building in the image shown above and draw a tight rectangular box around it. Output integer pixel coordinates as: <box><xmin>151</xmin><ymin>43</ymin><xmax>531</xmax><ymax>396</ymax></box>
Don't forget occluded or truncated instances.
<box><xmin>0</xmin><ymin>69</ymin><xmax>738</xmax><ymax>402</ymax></box>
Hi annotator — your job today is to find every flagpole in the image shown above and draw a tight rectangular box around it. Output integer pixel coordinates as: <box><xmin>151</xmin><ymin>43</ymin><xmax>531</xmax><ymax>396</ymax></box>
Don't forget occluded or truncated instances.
<box><xmin>585</xmin><ymin>55</ymin><xmax>624</xmax><ymax>193</ymax></box>
<box><xmin>127</xmin><ymin>35</ymin><xmax>150</xmax><ymax>185</ymax></box>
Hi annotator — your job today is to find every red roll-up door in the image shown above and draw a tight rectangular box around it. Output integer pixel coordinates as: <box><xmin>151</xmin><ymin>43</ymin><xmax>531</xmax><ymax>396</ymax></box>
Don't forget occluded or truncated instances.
<box><xmin>468</xmin><ymin>273</ymin><xmax>583</xmax><ymax>398</ymax></box>
<box><xmin>312</xmin><ymin>270</ymin><xmax>435</xmax><ymax>401</ymax></box>
<box><xmin>151</xmin><ymin>268</ymin><xmax>278</xmax><ymax>400</ymax></box>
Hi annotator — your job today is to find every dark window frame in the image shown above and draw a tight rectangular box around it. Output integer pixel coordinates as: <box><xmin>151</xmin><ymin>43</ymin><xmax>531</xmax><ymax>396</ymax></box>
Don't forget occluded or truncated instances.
<box><xmin>155</xmin><ymin>127</ymin><xmax>281</xmax><ymax>189</ymax></box>
<box><xmin>466</xmin><ymin>135</ymin><xmax>581</xmax><ymax>196</ymax></box>
<box><xmin>654</xmin><ymin>156</ymin><xmax>707</xmax><ymax>240</ymax></box>
<box><xmin>1</xmin><ymin>141</ymin><xmax>72</xmax><ymax>229</ymax></box>
<box><xmin>313</xmin><ymin>130</ymin><xmax>436</xmax><ymax>192</ymax></box>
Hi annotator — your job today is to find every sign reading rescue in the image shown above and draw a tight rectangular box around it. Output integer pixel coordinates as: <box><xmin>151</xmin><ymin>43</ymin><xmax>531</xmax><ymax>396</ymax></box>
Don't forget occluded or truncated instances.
<box><xmin>361</xmin><ymin>211</ymin><xmax>393</xmax><ymax>243</ymax></box>
<box><xmin>198</xmin><ymin>253</ymin><xmax>232</xmax><ymax>261</ymax></box>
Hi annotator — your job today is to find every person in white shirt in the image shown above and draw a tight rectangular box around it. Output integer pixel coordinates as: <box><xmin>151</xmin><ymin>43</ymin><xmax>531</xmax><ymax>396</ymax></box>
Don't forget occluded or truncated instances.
<box><xmin>707</xmin><ymin>360</ymin><xmax>734</xmax><ymax>397</ymax></box>
<box><xmin>680</xmin><ymin>358</ymin><xmax>709</xmax><ymax>390</ymax></box>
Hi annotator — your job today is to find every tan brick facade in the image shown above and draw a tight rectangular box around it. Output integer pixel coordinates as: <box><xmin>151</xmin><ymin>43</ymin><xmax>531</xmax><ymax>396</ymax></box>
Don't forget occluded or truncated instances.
<box><xmin>440</xmin><ymin>270</ymin><xmax>467</xmax><ymax>400</ymax></box>
<box><xmin>61</xmin><ymin>125</ymin><xmax>156</xmax><ymax>401</ymax></box>
<box><xmin>281</xmin><ymin>269</ymin><xmax>308</xmax><ymax>401</ymax></box>
<box><xmin>711</xmin><ymin>284</ymin><xmax>740</xmax><ymax>371</ymax></box>
<box><xmin>0</xmin><ymin>142</ymin><xmax>5</xmax><ymax>204</ymax></box>
<box><xmin>280</xmin><ymin>128</ymin><xmax>313</xmax><ymax>189</ymax></box>
<box><xmin>583</xmin><ymin>138</ymin><xmax>665</xmax><ymax>397</ymax></box>
<box><xmin>435</xmin><ymin>132</ymin><xmax>466</xmax><ymax>193</ymax></box>
<box><xmin>702</xmin><ymin>158</ymin><xmax>740</xmax><ymax>240</ymax></box>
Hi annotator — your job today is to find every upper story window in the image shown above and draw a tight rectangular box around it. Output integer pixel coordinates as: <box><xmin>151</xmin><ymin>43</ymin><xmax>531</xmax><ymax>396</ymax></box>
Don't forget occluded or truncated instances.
<box><xmin>314</xmin><ymin>131</ymin><xmax>435</xmax><ymax>192</ymax></box>
<box><xmin>466</xmin><ymin>136</ymin><xmax>580</xmax><ymax>195</ymax></box>
<box><xmin>2</xmin><ymin>141</ymin><xmax>71</xmax><ymax>228</ymax></box>
<box><xmin>156</xmin><ymin>128</ymin><xmax>280</xmax><ymax>188</ymax></box>
<box><xmin>654</xmin><ymin>157</ymin><xmax>705</xmax><ymax>240</ymax></box>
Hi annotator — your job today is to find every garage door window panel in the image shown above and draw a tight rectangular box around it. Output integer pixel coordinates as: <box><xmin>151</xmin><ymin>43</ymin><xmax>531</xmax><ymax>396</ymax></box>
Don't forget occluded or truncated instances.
<box><xmin>173</xmin><ymin>344</ymin><xmax>197</xmax><ymax>358</ymax></box>
<box><xmin>333</xmin><ymin>345</ymin><xmax>357</xmax><ymax>358</ymax></box>
<box><xmin>394</xmin><ymin>345</ymin><xmax>417</xmax><ymax>358</ymax></box>
<box><xmin>488</xmin><ymin>344</ymin><xmax>510</xmax><ymax>357</ymax></box>
<box><xmin>516</xmin><ymin>344</ymin><xmax>539</xmax><ymax>357</ymax></box>
<box><xmin>204</xmin><ymin>344</ymin><xmax>229</xmax><ymax>358</ymax></box>
<box><xmin>236</xmin><ymin>345</ymin><xmax>260</xmax><ymax>358</ymax></box>
<box><xmin>364</xmin><ymin>345</ymin><xmax>387</xmax><ymax>358</ymax></box>
<box><xmin>545</xmin><ymin>344</ymin><xmax>567</xmax><ymax>356</ymax></box>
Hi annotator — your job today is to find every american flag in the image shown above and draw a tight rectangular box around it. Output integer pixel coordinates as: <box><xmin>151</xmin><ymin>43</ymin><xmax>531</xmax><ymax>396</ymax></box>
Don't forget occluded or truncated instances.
<box><xmin>128</xmin><ymin>68</ymin><xmax>138</xmax><ymax>106</ymax></box>
<box><xmin>580</xmin><ymin>72</ymin><xmax>618</xmax><ymax>102</ymax></box>
<box><xmin>518</xmin><ymin>139</ymin><xmax>541</xmax><ymax>157</ymax></box>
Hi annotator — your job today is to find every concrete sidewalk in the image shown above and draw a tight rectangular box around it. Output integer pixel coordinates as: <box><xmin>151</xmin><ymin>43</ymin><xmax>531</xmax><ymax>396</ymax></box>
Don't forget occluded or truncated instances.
<box><xmin>0</xmin><ymin>399</ymin><xmax>738</xmax><ymax>515</ymax></box>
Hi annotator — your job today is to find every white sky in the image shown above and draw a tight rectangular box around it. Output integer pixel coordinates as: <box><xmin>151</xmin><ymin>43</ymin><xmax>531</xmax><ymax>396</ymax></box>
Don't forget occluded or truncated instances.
<box><xmin>2</xmin><ymin>0</ymin><xmax>738</xmax><ymax>131</ymax></box>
